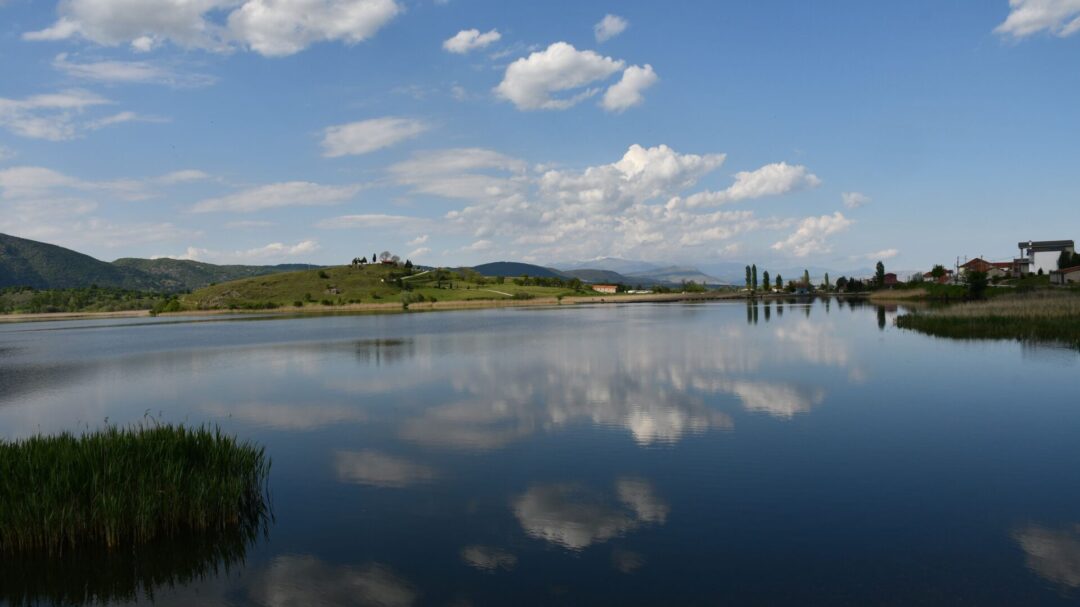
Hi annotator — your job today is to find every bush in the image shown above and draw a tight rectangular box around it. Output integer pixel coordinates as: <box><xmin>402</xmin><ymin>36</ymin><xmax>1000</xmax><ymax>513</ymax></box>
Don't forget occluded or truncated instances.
<box><xmin>293</xmin><ymin>301</ymin><xmax>304</xmax><ymax>308</ymax></box>
<box><xmin>512</xmin><ymin>292</ymin><xmax>535</xmax><ymax>300</ymax></box>
<box><xmin>317</xmin><ymin>270</ymin><xmax>330</xmax><ymax>279</ymax></box>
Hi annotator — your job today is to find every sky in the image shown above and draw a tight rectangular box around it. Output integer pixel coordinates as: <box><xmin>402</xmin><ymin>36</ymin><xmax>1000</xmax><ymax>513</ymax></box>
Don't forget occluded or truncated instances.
<box><xmin>0</xmin><ymin>0</ymin><xmax>1078</xmax><ymax>271</ymax></box>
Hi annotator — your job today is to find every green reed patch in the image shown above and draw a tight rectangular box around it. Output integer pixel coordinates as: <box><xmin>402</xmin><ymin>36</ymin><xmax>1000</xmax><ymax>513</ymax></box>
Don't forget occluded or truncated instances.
<box><xmin>896</xmin><ymin>292</ymin><xmax>1080</xmax><ymax>349</ymax></box>
<box><xmin>0</xmin><ymin>424</ymin><xmax>271</xmax><ymax>556</ymax></box>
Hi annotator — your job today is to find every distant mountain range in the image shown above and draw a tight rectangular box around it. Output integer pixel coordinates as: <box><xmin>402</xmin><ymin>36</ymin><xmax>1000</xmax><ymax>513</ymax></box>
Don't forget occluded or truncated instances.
<box><xmin>471</xmin><ymin>260</ymin><xmax>728</xmax><ymax>287</ymax></box>
<box><xmin>0</xmin><ymin>233</ymin><xmax>319</xmax><ymax>292</ymax></box>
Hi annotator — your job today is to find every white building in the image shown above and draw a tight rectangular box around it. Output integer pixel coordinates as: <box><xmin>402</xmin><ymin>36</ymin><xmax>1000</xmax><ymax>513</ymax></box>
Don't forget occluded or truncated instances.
<box><xmin>1018</xmin><ymin>240</ymin><xmax>1075</xmax><ymax>275</ymax></box>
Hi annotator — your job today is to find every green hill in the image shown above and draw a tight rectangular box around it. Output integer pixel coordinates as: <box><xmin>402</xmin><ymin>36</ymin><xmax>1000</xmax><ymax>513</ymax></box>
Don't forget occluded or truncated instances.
<box><xmin>182</xmin><ymin>263</ymin><xmax>587</xmax><ymax>310</ymax></box>
<box><xmin>0</xmin><ymin>233</ymin><xmax>149</xmax><ymax>290</ymax></box>
<box><xmin>470</xmin><ymin>261</ymin><xmax>566</xmax><ymax>278</ymax></box>
<box><xmin>0</xmin><ymin>233</ymin><xmax>319</xmax><ymax>292</ymax></box>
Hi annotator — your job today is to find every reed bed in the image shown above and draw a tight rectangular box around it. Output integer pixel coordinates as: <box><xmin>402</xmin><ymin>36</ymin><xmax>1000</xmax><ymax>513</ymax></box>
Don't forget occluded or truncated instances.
<box><xmin>0</xmin><ymin>424</ymin><xmax>271</xmax><ymax>556</ymax></box>
<box><xmin>895</xmin><ymin>292</ymin><xmax>1080</xmax><ymax>348</ymax></box>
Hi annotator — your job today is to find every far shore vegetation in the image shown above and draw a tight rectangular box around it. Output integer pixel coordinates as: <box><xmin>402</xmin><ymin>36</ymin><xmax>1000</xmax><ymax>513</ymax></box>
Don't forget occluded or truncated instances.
<box><xmin>0</xmin><ymin>286</ymin><xmax>178</xmax><ymax>315</ymax></box>
<box><xmin>0</xmin><ymin>424</ymin><xmax>270</xmax><ymax>556</ymax></box>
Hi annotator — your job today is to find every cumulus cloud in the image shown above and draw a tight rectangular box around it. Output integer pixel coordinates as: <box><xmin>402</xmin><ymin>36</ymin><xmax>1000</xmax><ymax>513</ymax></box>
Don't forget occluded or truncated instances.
<box><xmin>594</xmin><ymin>14</ymin><xmax>629</xmax><ymax>42</ymax></box>
<box><xmin>316</xmin><ymin>213</ymin><xmax>432</xmax><ymax>230</ymax></box>
<box><xmin>388</xmin><ymin>147</ymin><xmax>528</xmax><ymax>201</ymax></box>
<box><xmin>0</xmin><ymin>89</ymin><xmax>144</xmax><ymax>141</ymax></box>
<box><xmin>321</xmin><ymin>117</ymin><xmax>428</xmax><ymax>157</ymax></box>
<box><xmin>841</xmin><ymin>191</ymin><xmax>870</xmax><ymax>209</ymax></box>
<box><xmin>52</xmin><ymin>53</ymin><xmax>216</xmax><ymax>87</ymax></box>
<box><xmin>602</xmin><ymin>64</ymin><xmax>658</xmax><ymax>112</ymax></box>
<box><xmin>996</xmin><ymin>0</ymin><xmax>1080</xmax><ymax>38</ymax></box>
<box><xmin>406</xmin><ymin>234</ymin><xmax>428</xmax><ymax>246</ymax></box>
<box><xmin>25</xmin><ymin>0</ymin><xmax>402</xmax><ymax>57</ymax></box>
<box><xmin>443</xmin><ymin>28</ymin><xmax>500</xmax><ymax>53</ymax></box>
<box><xmin>495</xmin><ymin>42</ymin><xmax>625</xmax><ymax>110</ymax></box>
<box><xmin>0</xmin><ymin>146</ymin><xmax>13</xmax><ymax>162</ymax></box>
<box><xmin>771</xmin><ymin>211</ymin><xmax>853</xmax><ymax>258</ymax></box>
<box><xmin>192</xmin><ymin>181</ymin><xmax>362</xmax><ymax>212</ymax></box>
<box><xmin>672</xmin><ymin>162</ymin><xmax>820</xmax><ymax>209</ymax></box>
<box><xmin>407</xmin><ymin>246</ymin><xmax>430</xmax><ymax>259</ymax></box>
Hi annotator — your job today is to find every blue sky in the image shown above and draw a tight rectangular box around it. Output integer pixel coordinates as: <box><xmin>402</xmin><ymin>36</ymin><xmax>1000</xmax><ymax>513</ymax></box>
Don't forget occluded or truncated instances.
<box><xmin>0</xmin><ymin>0</ymin><xmax>1078</xmax><ymax>271</ymax></box>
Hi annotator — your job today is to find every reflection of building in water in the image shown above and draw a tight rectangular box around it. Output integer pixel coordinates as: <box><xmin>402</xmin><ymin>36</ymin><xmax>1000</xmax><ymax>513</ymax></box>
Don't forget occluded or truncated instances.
<box><xmin>1013</xmin><ymin>523</ymin><xmax>1080</xmax><ymax>589</ymax></box>
<box><xmin>513</xmin><ymin>478</ymin><xmax>669</xmax><ymax>550</ymax></box>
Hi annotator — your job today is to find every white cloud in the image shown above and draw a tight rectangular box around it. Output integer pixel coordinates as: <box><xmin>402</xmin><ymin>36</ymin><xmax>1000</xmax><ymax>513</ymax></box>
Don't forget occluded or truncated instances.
<box><xmin>0</xmin><ymin>165</ymin><xmax>149</xmax><ymax>200</ymax></box>
<box><xmin>335</xmin><ymin>450</ymin><xmax>436</xmax><ymax>488</ymax></box>
<box><xmin>166</xmin><ymin>239</ymin><xmax>319</xmax><ymax>263</ymax></box>
<box><xmin>841</xmin><ymin>191</ymin><xmax>870</xmax><ymax>209</ymax></box>
<box><xmin>996</xmin><ymin>0</ymin><xmax>1080</xmax><ymax>38</ymax></box>
<box><xmin>601</xmin><ymin>64</ymin><xmax>658</xmax><ymax>112</ymax></box>
<box><xmin>25</xmin><ymin>0</ymin><xmax>403</xmax><ymax>57</ymax></box>
<box><xmin>674</xmin><ymin>162</ymin><xmax>820</xmax><ymax>209</ymax></box>
<box><xmin>771</xmin><ymin>211</ymin><xmax>853</xmax><ymax>257</ymax></box>
<box><xmin>464</xmin><ymin>239</ymin><xmax>493</xmax><ymax>251</ymax></box>
<box><xmin>594</xmin><ymin>14</ymin><xmax>628</xmax><ymax>42</ymax></box>
<box><xmin>52</xmin><ymin>53</ymin><xmax>216</xmax><ymax>87</ymax></box>
<box><xmin>1014</xmin><ymin>523</ymin><xmax>1080</xmax><ymax>588</ymax></box>
<box><xmin>0</xmin><ymin>146</ymin><xmax>13</xmax><ymax>162</ymax></box>
<box><xmin>202</xmin><ymin>401</ymin><xmax>366</xmax><ymax>430</ymax></box>
<box><xmin>388</xmin><ymin>147</ymin><xmax>528</xmax><ymax>201</ymax></box>
<box><xmin>513</xmin><ymin>479</ymin><xmax>668</xmax><ymax>550</ymax></box>
<box><xmin>406</xmin><ymin>234</ymin><xmax>428</xmax><ymax>246</ymax></box>
<box><xmin>157</xmin><ymin>169</ymin><xmax>210</xmax><ymax>184</ymax></box>
<box><xmin>443</xmin><ymin>28</ymin><xmax>501</xmax><ymax>53</ymax></box>
<box><xmin>321</xmin><ymin>117</ymin><xmax>428</xmax><ymax>157</ymax></box>
<box><xmin>0</xmin><ymin>89</ymin><xmax>121</xmax><ymax>141</ymax></box>
<box><xmin>407</xmin><ymin>246</ymin><xmax>430</xmax><ymax>259</ymax></box>
<box><xmin>862</xmin><ymin>248</ymin><xmax>899</xmax><ymax>261</ymax></box>
<box><xmin>495</xmin><ymin>42</ymin><xmax>625</xmax><ymax>110</ymax></box>
<box><xmin>316</xmin><ymin>213</ymin><xmax>431</xmax><ymax>230</ymax></box>
<box><xmin>192</xmin><ymin>181</ymin><xmax>362</xmax><ymax>212</ymax></box>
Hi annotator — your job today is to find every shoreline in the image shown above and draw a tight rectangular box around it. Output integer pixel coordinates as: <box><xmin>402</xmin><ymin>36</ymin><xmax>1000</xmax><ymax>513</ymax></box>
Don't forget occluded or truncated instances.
<box><xmin>0</xmin><ymin>291</ymin><xmax>744</xmax><ymax>324</ymax></box>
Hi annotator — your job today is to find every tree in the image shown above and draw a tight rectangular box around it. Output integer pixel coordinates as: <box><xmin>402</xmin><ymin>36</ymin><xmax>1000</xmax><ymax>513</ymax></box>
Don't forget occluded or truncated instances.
<box><xmin>836</xmin><ymin>276</ymin><xmax>849</xmax><ymax>291</ymax></box>
<box><xmin>745</xmin><ymin>265</ymin><xmax>752</xmax><ymax>290</ymax></box>
<box><xmin>875</xmin><ymin>261</ymin><xmax>885</xmax><ymax>288</ymax></box>
<box><xmin>964</xmin><ymin>270</ymin><xmax>988</xmax><ymax>299</ymax></box>
<box><xmin>361</xmin><ymin>256</ymin><xmax>367</xmax><ymax>264</ymax></box>
<box><xmin>823</xmin><ymin>272</ymin><xmax>830</xmax><ymax>292</ymax></box>
<box><xmin>379</xmin><ymin>251</ymin><xmax>393</xmax><ymax>262</ymax></box>
<box><xmin>751</xmin><ymin>264</ymin><xmax>758</xmax><ymax>292</ymax></box>
<box><xmin>803</xmin><ymin>269</ymin><xmax>810</xmax><ymax>286</ymax></box>
<box><xmin>404</xmin><ymin>259</ymin><xmax>413</xmax><ymax>270</ymax></box>
<box><xmin>775</xmin><ymin>273</ymin><xmax>783</xmax><ymax>291</ymax></box>
<box><xmin>763</xmin><ymin>271</ymin><xmax>771</xmax><ymax>291</ymax></box>
<box><xmin>930</xmin><ymin>265</ymin><xmax>946</xmax><ymax>280</ymax></box>
<box><xmin>1059</xmin><ymin>250</ymin><xmax>1080</xmax><ymax>270</ymax></box>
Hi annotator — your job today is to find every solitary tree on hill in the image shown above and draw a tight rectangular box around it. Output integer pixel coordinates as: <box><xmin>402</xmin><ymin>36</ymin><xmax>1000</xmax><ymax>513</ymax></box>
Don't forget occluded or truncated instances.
<box><xmin>823</xmin><ymin>272</ymin><xmax>830</xmax><ymax>291</ymax></box>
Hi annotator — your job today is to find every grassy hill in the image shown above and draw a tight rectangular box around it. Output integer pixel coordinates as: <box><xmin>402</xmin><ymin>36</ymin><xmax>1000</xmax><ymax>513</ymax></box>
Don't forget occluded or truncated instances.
<box><xmin>112</xmin><ymin>258</ymin><xmax>318</xmax><ymax>292</ymax></box>
<box><xmin>0</xmin><ymin>233</ymin><xmax>150</xmax><ymax>290</ymax></box>
<box><xmin>0</xmin><ymin>233</ymin><xmax>319</xmax><ymax>292</ymax></box>
<box><xmin>182</xmin><ymin>264</ymin><xmax>590</xmax><ymax>310</ymax></box>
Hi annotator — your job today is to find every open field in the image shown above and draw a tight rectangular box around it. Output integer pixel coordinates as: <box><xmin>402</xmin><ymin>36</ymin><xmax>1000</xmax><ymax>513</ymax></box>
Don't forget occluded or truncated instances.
<box><xmin>0</xmin><ymin>424</ymin><xmax>270</xmax><ymax>555</ymax></box>
<box><xmin>895</xmin><ymin>291</ymin><xmax>1080</xmax><ymax>348</ymax></box>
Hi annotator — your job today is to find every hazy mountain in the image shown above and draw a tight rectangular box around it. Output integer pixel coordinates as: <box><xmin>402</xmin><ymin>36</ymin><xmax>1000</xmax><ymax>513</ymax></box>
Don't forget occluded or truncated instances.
<box><xmin>0</xmin><ymin>233</ymin><xmax>319</xmax><ymax>292</ymax></box>
<box><xmin>471</xmin><ymin>262</ymin><xmax>566</xmax><ymax>279</ymax></box>
<box><xmin>554</xmin><ymin>258</ymin><xmax>662</xmax><ymax>275</ymax></box>
<box><xmin>627</xmin><ymin>266</ymin><xmax>726</xmax><ymax>286</ymax></box>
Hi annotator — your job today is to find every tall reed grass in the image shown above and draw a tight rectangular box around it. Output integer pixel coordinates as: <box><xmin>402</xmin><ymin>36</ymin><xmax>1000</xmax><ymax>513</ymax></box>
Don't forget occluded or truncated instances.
<box><xmin>895</xmin><ymin>292</ymin><xmax>1080</xmax><ymax>348</ymax></box>
<box><xmin>0</xmin><ymin>423</ymin><xmax>271</xmax><ymax>556</ymax></box>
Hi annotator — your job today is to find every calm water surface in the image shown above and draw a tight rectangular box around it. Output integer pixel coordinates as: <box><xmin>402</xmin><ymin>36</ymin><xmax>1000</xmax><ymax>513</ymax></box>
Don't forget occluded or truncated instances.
<box><xmin>1</xmin><ymin>300</ymin><xmax>1079</xmax><ymax>605</ymax></box>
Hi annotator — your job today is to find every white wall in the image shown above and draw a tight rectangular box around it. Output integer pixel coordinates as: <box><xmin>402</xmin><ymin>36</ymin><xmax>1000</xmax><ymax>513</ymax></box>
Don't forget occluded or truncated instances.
<box><xmin>1032</xmin><ymin>251</ymin><xmax>1063</xmax><ymax>275</ymax></box>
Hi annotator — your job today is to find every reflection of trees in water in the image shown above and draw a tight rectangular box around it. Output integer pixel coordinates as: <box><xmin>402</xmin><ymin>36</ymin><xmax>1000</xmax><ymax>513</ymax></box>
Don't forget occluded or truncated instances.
<box><xmin>354</xmin><ymin>339</ymin><xmax>415</xmax><ymax>366</ymax></box>
<box><xmin>1014</xmin><ymin>523</ymin><xmax>1080</xmax><ymax>590</ymax></box>
<box><xmin>0</xmin><ymin>524</ymin><xmax>265</xmax><ymax>607</ymax></box>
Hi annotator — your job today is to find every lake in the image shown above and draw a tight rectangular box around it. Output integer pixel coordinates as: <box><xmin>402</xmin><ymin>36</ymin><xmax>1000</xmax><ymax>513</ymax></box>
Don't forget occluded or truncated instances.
<box><xmin>2</xmin><ymin>299</ymin><xmax>1079</xmax><ymax>606</ymax></box>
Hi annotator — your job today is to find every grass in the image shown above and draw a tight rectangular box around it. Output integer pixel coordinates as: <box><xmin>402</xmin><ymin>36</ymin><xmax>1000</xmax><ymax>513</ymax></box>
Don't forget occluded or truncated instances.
<box><xmin>0</xmin><ymin>423</ymin><xmax>271</xmax><ymax>556</ymax></box>
<box><xmin>895</xmin><ymin>291</ymin><xmax>1080</xmax><ymax>348</ymax></box>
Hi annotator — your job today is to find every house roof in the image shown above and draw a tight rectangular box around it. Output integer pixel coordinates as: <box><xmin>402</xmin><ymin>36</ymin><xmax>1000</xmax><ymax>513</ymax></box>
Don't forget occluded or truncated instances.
<box><xmin>1052</xmin><ymin>265</ymin><xmax>1080</xmax><ymax>274</ymax></box>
